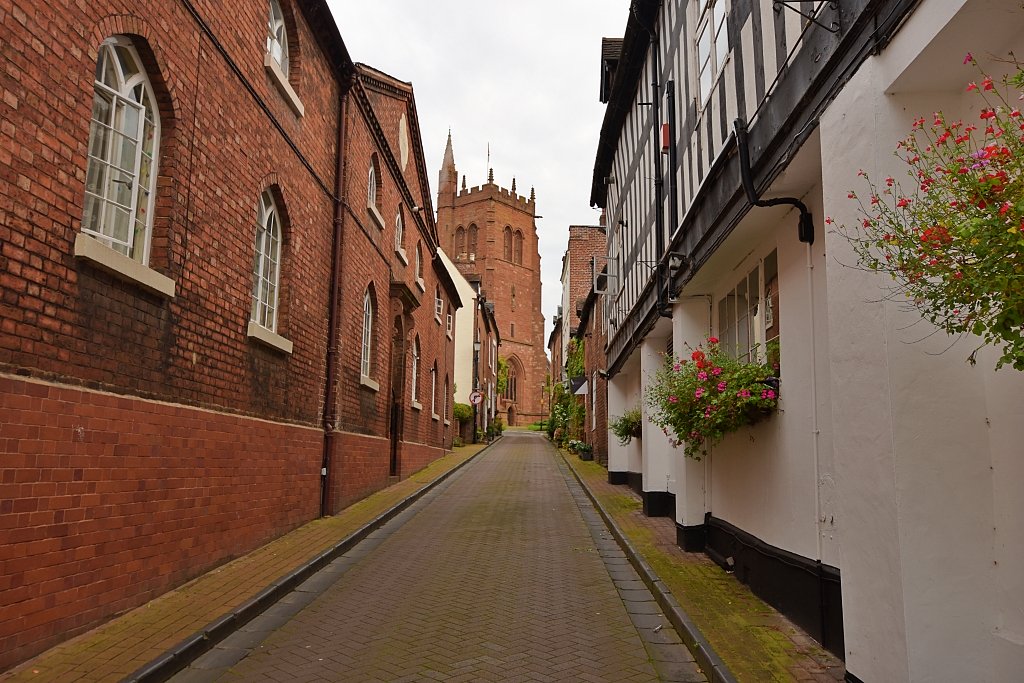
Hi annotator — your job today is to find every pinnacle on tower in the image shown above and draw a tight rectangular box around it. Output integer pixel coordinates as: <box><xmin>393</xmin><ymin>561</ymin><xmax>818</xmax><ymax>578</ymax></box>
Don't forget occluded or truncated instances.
<box><xmin>529</xmin><ymin>186</ymin><xmax>535</xmax><ymax>203</ymax></box>
<box><xmin>488</xmin><ymin>168</ymin><xmax>494</xmax><ymax>184</ymax></box>
<box><xmin>511</xmin><ymin>177</ymin><xmax>517</xmax><ymax>193</ymax></box>
<box><xmin>461</xmin><ymin>174</ymin><xmax>467</xmax><ymax>190</ymax></box>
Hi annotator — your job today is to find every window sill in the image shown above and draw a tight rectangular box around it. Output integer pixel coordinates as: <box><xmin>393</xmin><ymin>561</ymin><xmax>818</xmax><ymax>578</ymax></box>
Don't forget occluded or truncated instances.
<box><xmin>415</xmin><ymin>278</ymin><xmax>425</xmax><ymax>292</ymax></box>
<box><xmin>247</xmin><ymin>321</ymin><xmax>293</xmax><ymax>354</ymax></box>
<box><xmin>447</xmin><ymin>331</ymin><xmax>453</xmax><ymax>340</ymax></box>
<box><xmin>396</xmin><ymin>247</ymin><xmax>409</xmax><ymax>266</ymax></box>
<box><xmin>367</xmin><ymin>204</ymin><xmax>386</xmax><ymax>231</ymax></box>
<box><xmin>411</xmin><ymin>400</ymin><xmax>422</xmax><ymax>410</ymax></box>
<box><xmin>264</xmin><ymin>53</ymin><xmax>304</xmax><ymax>117</ymax></box>
<box><xmin>360</xmin><ymin>375</ymin><xmax>380</xmax><ymax>392</ymax></box>
<box><xmin>432</xmin><ymin>413</ymin><xmax>440</xmax><ymax>421</ymax></box>
<box><xmin>434</xmin><ymin>316</ymin><xmax>442</xmax><ymax>326</ymax></box>
<box><xmin>74</xmin><ymin>233</ymin><xmax>175</xmax><ymax>299</ymax></box>
<box><xmin>444</xmin><ymin>419</ymin><xmax>451</xmax><ymax>427</ymax></box>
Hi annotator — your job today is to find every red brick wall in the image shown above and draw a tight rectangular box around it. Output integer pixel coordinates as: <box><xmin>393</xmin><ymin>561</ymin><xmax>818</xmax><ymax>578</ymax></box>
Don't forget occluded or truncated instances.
<box><xmin>329</xmin><ymin>431</ymin><xmax>391</xmax><ymax>510</ymax></box>
<box><xmin>581</xmin><ymin>305</ymin><xmax>609</xmax><ymax>465</ymax></box>
<box><xmin>0</xmin><ymin>1</ymin><xmax>340</xmax><ymax>423</ymax></box>
<box><xmin>0</xmin><ymin>1</ymin><xmax>343</xmax><ymax>668</ymax></box>
<box><xmin>0</xmin><ymin>374</ymin><xmax>322</xmax><ymax>670</ymax></box>
<box><xmin>566</xmin><ymin>226</ymin><xmax>607</xmax><ymax>333</ymax></box>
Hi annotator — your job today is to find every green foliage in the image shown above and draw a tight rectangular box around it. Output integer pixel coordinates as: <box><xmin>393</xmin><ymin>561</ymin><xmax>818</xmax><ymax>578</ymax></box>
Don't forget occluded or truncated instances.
<box><xmin>485</xmin><ymin>417</ymin><xmax>505</xmax><ymax>440</ymax></box>
<box><xmin>609</xmin><ymin>407</ymin><xmax>643</xmax><ymax>446</ymax></box>
<box><xmin>565</xmin><ymin>338</ymin><xmax>586</xmax><ymax>379</ymax></box>
<box><xmin>496</xmin><ymin>357</ymin><xmax>509</xmax><ymax>395</ymax></box>
<box><xmin>566</xmin><ymin>439</ymin><xmax>592</xmax><ymax>455</ymax></box>
<box><xmin>645</xmin><ymin>337</ymin><xmax>779</xmax><ymax>460</ymax></box>
<box><xmin>453</xmin><ymin>402</ymin><xmax>473</xmax><ymax>423</ymax></box>
<box><xmin>453</xmin><ymin>436</ymin><xmax>464</xmax><ymax>448</ymax></box>
<box><xmin>834</xmin><ymin>57</ymin><xmax>1024</xmax><ymax>370</ymax></box>
<box><xmin>548</xmin><ymin>381</ymin><xmax>585</xmax><ymax>445</ymax></box>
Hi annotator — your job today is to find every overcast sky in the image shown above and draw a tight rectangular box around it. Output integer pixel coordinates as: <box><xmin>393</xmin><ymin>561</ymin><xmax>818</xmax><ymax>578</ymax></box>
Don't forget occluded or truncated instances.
<box><xmin>326</xmin><ymin>1</ymin><xmax>629</xmax><ymax>348</ymax></box>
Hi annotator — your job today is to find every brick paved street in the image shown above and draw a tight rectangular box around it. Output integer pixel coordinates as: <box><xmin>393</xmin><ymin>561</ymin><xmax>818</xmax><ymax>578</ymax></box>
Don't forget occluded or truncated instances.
<box><xmin>174</xmin><ymin>431</ymin><xmax>704</xmax><ymax>682</ymax></box>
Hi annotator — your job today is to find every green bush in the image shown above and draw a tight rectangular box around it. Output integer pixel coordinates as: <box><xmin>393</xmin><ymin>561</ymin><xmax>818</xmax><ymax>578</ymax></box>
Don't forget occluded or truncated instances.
<box><xmin>453</xmin><ymin>402</ymin><xmax>473</xmax><ymax>423</ymax></box>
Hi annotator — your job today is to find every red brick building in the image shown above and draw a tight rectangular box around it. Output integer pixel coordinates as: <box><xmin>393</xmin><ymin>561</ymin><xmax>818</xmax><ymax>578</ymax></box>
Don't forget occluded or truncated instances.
<box><xmin>435</xmin><ymin>136</ymin><xmax>548</xmax><ymax>425</ymax></box>
<box><xmin>0</xmin><ymin>0</ymin><xmax>455</xmax><ymax>669</ymax></box>
<box><xmin>327</xmin><ymin>63</ymin><xmax>460</xmax><ymax>509</ymax></box>
<box><xmin>575</xmin><ymin>289</ymin><xmax>609</xmax><ymax>466</ymax></box>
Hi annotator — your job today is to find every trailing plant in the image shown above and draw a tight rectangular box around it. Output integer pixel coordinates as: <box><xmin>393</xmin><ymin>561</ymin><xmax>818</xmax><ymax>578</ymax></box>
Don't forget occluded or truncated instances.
<box><xmin>565</xmin><ymin>338</ymin><xmax>586</xmax><ymax>379</ymax></box>
<box><xmin>496</xmin><ymin>357</ymin><xmax>509</xmax><ymax>395</ymax></box>
<box><xmin>566</xmin><ymin>439</ymin><xmax>593</xmax><ymax>457</ymax></box>
<box><xmin>832</xmin><ymin>54</ymin><xmax>1024</xmax><ymax>369</ymax></box>
<box><xmin>609</xmin><ymin>407</ymin><xmax>643</xmax><ymax>446</ymax></box>
<box><xmin>645</xmin><ymin>337</ymin><xmax>779</xmax><ymax>460</ymax></box>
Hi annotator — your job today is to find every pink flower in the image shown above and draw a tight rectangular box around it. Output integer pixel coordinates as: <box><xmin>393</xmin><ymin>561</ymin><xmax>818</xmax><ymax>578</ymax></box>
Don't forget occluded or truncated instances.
<box><xmin>712</xmin><ymin>367</ymin><xmax>722</xmax><ymax>376</ymax></box>
<box><xmin>695</xmin><ymin>388</ymin><xmax>704</xmax><ymax>399</ymax></box>
<box><xmin>963</xmin><ymin>52</ymin><xmax>973</xmax><ymax>64</ymax></box>
<box><xmin>668</xmin><ymin>395</ymin><xmax>678</xmax><ymax>404</ymax></box>
<box><xmin>737</xmin><ymin>389</ymin><xmax>751</xmax><ymax>399</ymax></box>
<box><xmin>717</xmin><ymin>381</ymin><xmax>727</xmax><ymax>392</ymax></box>
<box><xmin>697</xmin><ymin>371</ymin><xmax>708</xmax><ymax>381</ymax></box>
<box><xmin>673</xmin><ymin>363</ymin><xmax>681</xmax><ymax>371</ymax></box>
<box><xmin>761</xmin><ymin>389</ymin><xmax>777</xmax><ymax>400</ymax></box>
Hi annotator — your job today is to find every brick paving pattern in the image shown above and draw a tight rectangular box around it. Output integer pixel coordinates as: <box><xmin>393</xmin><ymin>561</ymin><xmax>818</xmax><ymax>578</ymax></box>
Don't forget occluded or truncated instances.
<box><xmin>198</xmin><ymin>431</ymin><xmax>702</xmax><ymax>682</ymax></box>
<box><xmin>563</xmin><ymin>454</ymin><xmax>846</xmax><ymax>683</ymax></box>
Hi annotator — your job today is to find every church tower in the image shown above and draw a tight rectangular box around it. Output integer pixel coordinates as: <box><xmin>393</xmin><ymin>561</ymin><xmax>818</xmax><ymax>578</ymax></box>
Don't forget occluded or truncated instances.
<box><xmin>436</xmin><ymin>133</ymin><xmax>548</xmax><ymax>425</ymax></box>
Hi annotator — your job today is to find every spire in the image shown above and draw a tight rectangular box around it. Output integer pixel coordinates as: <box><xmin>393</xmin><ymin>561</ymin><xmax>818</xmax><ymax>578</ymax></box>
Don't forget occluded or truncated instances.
<box><xmin>437</xmin><ymin>129</ymin><xmax>457</xmax><ymax>205</ymax></box>
<box><xmin>461</xmin><ymin>174</ymin><xmax>467</xmax><ymax>190</ymax></box>
<box><xmin>529</xmin><ymin>186</ymin><xmax>535</xmax><ymax>203</ymax></box>
<box><xmin>511</xmin><ymin>177</ymin><xmax>517</xmax><ymax>193</ymax></box>
<box><xmin>488</xmin><ymin>167</ymin><xmax>494</xmax><ymax>184</ymax></box>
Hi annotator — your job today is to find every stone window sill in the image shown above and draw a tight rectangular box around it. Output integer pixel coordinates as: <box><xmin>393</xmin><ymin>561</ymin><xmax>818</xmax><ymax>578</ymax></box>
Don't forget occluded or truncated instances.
<box><xmin>367</xmin><ymin>204</ymin><xmax>386</xmax><ymax>230</ymax></box>
<box><xmin>360</xmin><ymin>375</ymin><xmax>380</xmax><ymax>392</ymax></box>
<box><xmin>247</xmin><ymin>321</ymin><xmax>293</xmax><ymax>354</ymax></box>
<box><xmin>74</xmin><ymin>233</ymin><xmax>175</xmax><ymax>299</ymax></box>
<box><xmin>415</xmin><ymin>278</ymin><xmax>425</xmax><ymax>292</ymax></box>
<box><xmin>396</xmin><ymin>247</ymin><xmax>409</xmax><ymax>266</ymax></box>
<box><xmin>411</xmin><ymin>400</ymin><xmax>422</xmax><ymax>410</ymax></box>
<box><xmin>265</xmin><ymin>53</ymin><xmax>304</xmax><ymax>117</ymax></box>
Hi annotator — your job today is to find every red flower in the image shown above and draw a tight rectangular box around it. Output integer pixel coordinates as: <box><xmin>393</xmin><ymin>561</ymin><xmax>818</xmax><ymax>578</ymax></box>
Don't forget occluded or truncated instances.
<box><xmin>897</xmin><ymin>198</ymin><xmax>911</xmax><ymax>208</ymax></box>
<box><xmin>707</xmin><ymin>337</ymin><xmax>719</xmax><ymax>344</ymax></box>
<box><xmin>980</xmin><ymin>108</ymin><xmax>996</xmax><ymax>120</ymax></box>
<box><xmin>963</xmin><ymin>52</ymin><xmax>974</xmax><ymax>64</ymax></box>
<box><xmin>983</xmin><ymin>76</ymin><xmax>994</xmax><ymax>91</ymax></box>
<box><xmin>966</xmin><ymin>82</ymin><xmax>978</xmax><ymax>92</ymax></box>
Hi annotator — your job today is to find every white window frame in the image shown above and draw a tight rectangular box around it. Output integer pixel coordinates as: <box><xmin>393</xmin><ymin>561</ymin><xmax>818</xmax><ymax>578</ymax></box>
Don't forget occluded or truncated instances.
<box><xmin>250</xmin><ymin>191</ymin><xmax>282</xmax><ymax>332</ymax></box>
<box><xmin>82</xmin><ymin>38</ymin><xmax>160</xmax><ymax>266</ymax></box>
<box><xmin>434</xmin><ymin>288</ymin><xmax>443</xmax><ymax>323</ymax></box>
<box><xmin>414</xmin><ymin>242</ymin><xmax>425</xmax><ymax>290</ymax></box>
<box><xmin>446</xmin><ymin>311</ymin><xmax>453</xmax><ymax>339</ymax></box>
<box><xmin>430</xmin><ymin>363</ymin><xmax>439</xmax><ymax>420</ymax></box>
<box><xmin>717</xmin><ymin>249</ymin><xmax>777</xmax><ymax>364</ymax></box>
<box><xmin>394</xmin><ymin>207</ymin><xmax>407</xmax><ymax>262</ymax></box>
<box><xmin>696</xmin><ymin>0</ymin><xmax>729</xmax><ymax>106</ymax></box>
<box><xmin>410</xmin><ymin>336</ymin><xmax>421</xmax><ymax>408</ymax></box>
<box><xmin>360</xmin><ymin>288</ymin><xmax>378</xmax><ymax>390</ymax></box>
<box><xmin>266</xmin><ymin>0</ymin><xmax>289</xmax><ymax>75</ymax></box>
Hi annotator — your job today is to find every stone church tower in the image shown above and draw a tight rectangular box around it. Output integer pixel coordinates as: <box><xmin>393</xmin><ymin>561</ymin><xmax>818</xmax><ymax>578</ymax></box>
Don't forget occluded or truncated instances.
<box><xmin>436</xmin><ymin>133</ymin><xmax>548</xmax><ymax>425</ymax></box>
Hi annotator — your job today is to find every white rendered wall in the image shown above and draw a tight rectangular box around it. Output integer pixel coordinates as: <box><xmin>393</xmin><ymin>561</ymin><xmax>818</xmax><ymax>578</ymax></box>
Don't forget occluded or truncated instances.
<box><xmin>671</xmin><ymin>297</ymin><xmax>712</xmax><ymax>528</ymax></box>
<box><xmin>819</xmin><ymin>2</ymin><xmax>1024</xmax><ymax>677</ymax></box>
<box><xmin>699</xmin><ymin>208</ymin><xmax>835</xmax><ymax>564</ymax></box>
<box><xmin>640</xmin><ymin>334</ymin><xmax>674</xmax><ymax>495</ymax></box>
<box><xmin>438</xmin><ymin>250</ymin><xmax>476</xmax><ymax>404</ymax></box>
<box><xmin>606</xmin><ymin>372</ymin><xmax>630</xmax><ymax>475</ymax></box>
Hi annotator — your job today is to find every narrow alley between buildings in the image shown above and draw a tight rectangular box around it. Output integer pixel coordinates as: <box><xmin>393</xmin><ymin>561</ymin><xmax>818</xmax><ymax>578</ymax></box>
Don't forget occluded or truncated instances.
<box><xmin>170</xmin><ymin>431</ymin><xmax>704</xmax><ymax>683</ymax></box>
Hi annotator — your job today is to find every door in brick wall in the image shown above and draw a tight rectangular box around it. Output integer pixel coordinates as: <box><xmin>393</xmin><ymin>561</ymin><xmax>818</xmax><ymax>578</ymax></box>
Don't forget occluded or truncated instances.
<box><xmin>389</xmin><ymin>314</ymin><xmax>407</xmax><ymax>476</ymax></box>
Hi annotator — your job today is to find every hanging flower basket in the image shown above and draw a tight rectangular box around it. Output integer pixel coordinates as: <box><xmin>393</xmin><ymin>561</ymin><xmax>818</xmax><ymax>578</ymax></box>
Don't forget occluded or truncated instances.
<box><xmin>831</xmin><ymin>54</ymin><xmax>1024</xmax><ymax>370</ymax></box>
<box><xmin>645</xmin><ymin>337</ymin><xmax>779</xmax><ymax>460</ymax></box>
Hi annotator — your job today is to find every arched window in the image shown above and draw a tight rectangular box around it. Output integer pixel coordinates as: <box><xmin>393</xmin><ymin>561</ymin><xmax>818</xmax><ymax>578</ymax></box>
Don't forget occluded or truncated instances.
<box><xmin>443</xmin><ymin>375</ymin><xmax>450</xmax><ymax>423</ymax></box>
<box><xmin>361</xmin><ymin>286</ymin><xmax>375</xmax><ymax>379</ymax></box>
<box><xmin>503</xmin><ymin>359</ymin><xmax>519</xmax><ymax>402</ymax></box>
<box><xmin>410</xmin><ymin>335</ymin><xmax>420</xmax><ymax>402</ymax></box>
<box><xmin>513</xmin><ymin>230</ymin><xmax>524</xmax><ymax>265</ymax></box>
<box><xmin>367</xmin><ymin>155</ymin><xmax>379</xmax><ymax>210</ymax></box>
<box><xmin>446</xmin><ymin>304</ymin><xmax>453</xmax><ymax>338</ymax></box>
<box><xmin>454</xmin><ymin>226</ymin><xmax>466</xmax><ymax>257</ymax></box>
<box><xmin>82</xmin><ymin>37</ymin><xmax>161</xmax><ymax>264</ymax></box>
<box><xmin>266</xmin><ymin>0</ymin><xmax>289</xmax><ymax>74</ymax></box>
<box><xmin>394</xmin><ymin>205</ymin><xmax>404</xmax><ymax>252</ymax></box>
<box><xmin>503</xmin><ymin>226</ymin><xmax>513</xmax><ymax>261</ymax></box>
<box><xmin>430</xmin><ymin>361</ymin><xmax>438</xmax><ymax>417</ymax></box>
<box><xmin>251</xmin><ymin>190</ymin><xmax>283</xmax><ymax>330</ymax></box>
<box><xmin>468</xmin><ymin>224</ymin><xmax>478</xmax><ymax>257</ymax></box>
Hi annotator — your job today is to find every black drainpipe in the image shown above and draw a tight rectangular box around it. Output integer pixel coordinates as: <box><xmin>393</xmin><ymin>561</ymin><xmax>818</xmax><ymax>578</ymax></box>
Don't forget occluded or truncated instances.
<box><xmin>734</xmin><ymin>117</ymin><xmax>814</xmax><ymax>244</ymax></box>
<box><xmin>321</xmin><ymin>87</ymin><xmax>350</xmax><ymax>517</ymax></box>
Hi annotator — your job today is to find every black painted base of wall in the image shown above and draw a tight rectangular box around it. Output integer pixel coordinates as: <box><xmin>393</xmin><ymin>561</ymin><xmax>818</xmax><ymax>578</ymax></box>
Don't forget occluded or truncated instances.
<box><xmin>701</xmin><ymin>515</ymin><xmax>845</xmax><ymax>660</ymax></box>
<box><xmin>845</xmin><ymin>672</ymin><xmax>864</xmax><ymax>683</ymax></box>
<box><xmin>675</xmin><ymin>521</ymin><xmax>707</xmax><ymax>552</ymax></box>
<box><xmin>627</xmin><ymin>472</ymin><xmax>643</xmax><ymax>496</ymax></box>
<box><xmin>608</xmin><ymin>471</ymin><xmax>629</xmax><ymax>486</ymax></box>
<box><xmin>642</xmin><ymin>491</ymin><xmax>675</xmax><ymax>517</ymax></box>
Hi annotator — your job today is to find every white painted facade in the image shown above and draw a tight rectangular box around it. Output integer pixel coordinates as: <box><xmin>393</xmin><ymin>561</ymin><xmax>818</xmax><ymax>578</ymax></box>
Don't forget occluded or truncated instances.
<box><xmin>437</xmin><ymin>249</ymin><xmax>475</xmax><ymax>404</ymax></box>
<box><xmin>593</xmin><ymin>0</ymin><xmax>1024</xmax><ymax>679</ymax></box>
